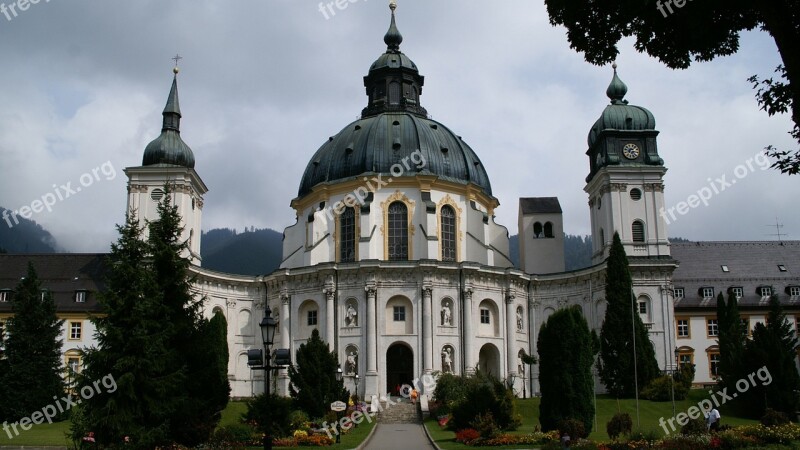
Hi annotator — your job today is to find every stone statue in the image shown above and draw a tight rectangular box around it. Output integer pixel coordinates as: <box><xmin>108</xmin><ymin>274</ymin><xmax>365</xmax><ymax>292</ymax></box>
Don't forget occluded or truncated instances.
<box><xmin>518</xmin><ymin>353</ymin><xmax>525</xmax><ymax>376</ymax></box>
<box><xmin>346</xmin><ymin>303</ymin><xmax>358</xmax><ymax>327</ymax></box>
<box><xmin>441</xmin><ymin>347</ymin><xmax>453</xmax><ymax>373</ymax></box>
<box><xmin>516</xmin><ymin>308</ymin><xmax>523</xmax><ymax>331</ymax></box>
<box><xmin>441</xmin><ymin>301</ymin><xmax>452</xmax><ymax>326</ymax></box>
<box><xmin>346</xmin><ymin>351</ymin><xmax>358</xmax><ymax>375</ymax></box>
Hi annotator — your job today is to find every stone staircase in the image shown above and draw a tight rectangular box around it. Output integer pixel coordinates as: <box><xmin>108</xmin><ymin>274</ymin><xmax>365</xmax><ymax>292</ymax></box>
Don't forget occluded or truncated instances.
<box><xmin>377</xmin><ymin>397</ymin><xmax>421</xmax><ymax>423</ymax></box>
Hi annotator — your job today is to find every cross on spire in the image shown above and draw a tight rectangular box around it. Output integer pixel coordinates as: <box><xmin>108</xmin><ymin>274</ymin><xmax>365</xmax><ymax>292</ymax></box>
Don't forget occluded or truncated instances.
<box><xmin>172</xmin><ymin>54</ymin><xmax>183</xmax><ymax>68</ymax></box>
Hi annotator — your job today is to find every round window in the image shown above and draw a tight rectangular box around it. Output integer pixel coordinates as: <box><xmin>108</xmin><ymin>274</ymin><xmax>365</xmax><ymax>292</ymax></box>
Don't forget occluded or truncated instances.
<box><xmin>630</xmin><ymin>188</ymin><xmax>642</xmax><ymax>201</ymax></box>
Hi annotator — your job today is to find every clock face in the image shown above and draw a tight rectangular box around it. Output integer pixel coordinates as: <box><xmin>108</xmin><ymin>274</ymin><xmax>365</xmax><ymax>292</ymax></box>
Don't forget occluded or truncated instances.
<box><xmin>622</xmin><ymin>143</ymin><xmax>640</xmax><ymax>160</ymax></box>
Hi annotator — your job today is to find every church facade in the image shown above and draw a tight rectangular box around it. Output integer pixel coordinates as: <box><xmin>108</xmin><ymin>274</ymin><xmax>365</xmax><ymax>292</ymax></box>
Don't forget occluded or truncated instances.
<box><xmin>120</xmin><ymin>4</ymin><xmax>679</xmax><ymax>401</ymax></box>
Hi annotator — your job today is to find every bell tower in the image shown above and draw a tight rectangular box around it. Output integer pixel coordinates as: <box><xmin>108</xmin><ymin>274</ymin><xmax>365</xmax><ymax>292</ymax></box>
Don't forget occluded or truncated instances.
<box><xmin>584</xmin><ymin>64</ymin><xmax>669</xmax><ymax>264</ymax></box>
<box><xmin>124</xmin><ymin>64</ymin><xmax>207</xmax><ymax>263</ymax></box>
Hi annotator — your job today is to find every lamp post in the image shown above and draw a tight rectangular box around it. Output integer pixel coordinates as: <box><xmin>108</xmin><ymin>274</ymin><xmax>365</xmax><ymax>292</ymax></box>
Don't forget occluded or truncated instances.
<box><xmin>354</xmin><ymin>373</ymin><xmax>360</xmax><ymax>428</ymax></box>
<box><xmin>671</xmin><ymin>347</ymin><xmax>679</xmax><ymax>417</ymax></box>
<box><xmin>259</xmin><ymin>309</ymin><xmax>278</xmax><ymax>450</ymax></box>
<box><xmin>335</xmin><ymin>365</ymin><xmax>343</xmax><ymax>444</ymax></box>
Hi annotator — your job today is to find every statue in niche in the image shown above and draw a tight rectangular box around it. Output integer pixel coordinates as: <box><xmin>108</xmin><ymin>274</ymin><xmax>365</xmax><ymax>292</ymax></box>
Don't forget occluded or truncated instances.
<box><xmin>441</xmin><ymin>301</ymin><xmax>452</xmax><ymax>326</ymax></box>
<box><xmin>346</xmin><ymin>302</ymin><xmax>358</xmax><ymax>327</ymax></box>
<box><xmin>441</xmin><ymin>346</ymin><xmax>453</xmax><ymax>373</ymax></box>
<box><xmin>516</xmin><ymin>308</ymin><xmax>523</xmax><ymax>331</ymax></box>
<box><xmin>345</xmin><ymin>351</ymin><xmax>358</xmax><ymax>375</ymax></box>
<box><xmin>518</xmin><ymin>353</ymin><xmax>525</xmax><ymax>376</ymax></box>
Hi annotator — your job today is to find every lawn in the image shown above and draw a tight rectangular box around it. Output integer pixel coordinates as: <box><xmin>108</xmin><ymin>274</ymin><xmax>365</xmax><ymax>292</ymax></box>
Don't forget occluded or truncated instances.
<box><xmin>0</xmin><ymin>400</ymin><xmax>375</xmax><ymax>449</ymax></box>
<box><xmin>425</xmin><ymin>389</ymin><xmax>762</xmax><ymax>449</ymax></box>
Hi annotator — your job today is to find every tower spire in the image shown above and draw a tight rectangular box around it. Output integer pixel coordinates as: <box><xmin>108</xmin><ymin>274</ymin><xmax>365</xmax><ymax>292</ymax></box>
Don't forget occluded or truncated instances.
<box><xmin>384</xmin><ymin>1</ymin><xmax>403</xmax><ymax>53</ymax></box>
<box><xmin>606</xmin><ymin>62</ymin><xmax>629</xmax><ymax>105</ymax></box>
<box><xmin>162</xmin><ymin>58</ymin><xmax>182</xmax><ymax>132</ymax></box>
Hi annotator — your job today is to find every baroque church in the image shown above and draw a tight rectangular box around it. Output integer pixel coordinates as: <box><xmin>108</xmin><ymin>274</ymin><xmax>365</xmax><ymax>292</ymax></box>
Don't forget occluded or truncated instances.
<box><xmin>4</xmin><ymin>3</ymin><xmax>700</xmax><ymax>401</ymax></box>
<box><xmin>134</xmin><ymin>3</ymin><xmax>676</xmax><ymax>400</ymax></box>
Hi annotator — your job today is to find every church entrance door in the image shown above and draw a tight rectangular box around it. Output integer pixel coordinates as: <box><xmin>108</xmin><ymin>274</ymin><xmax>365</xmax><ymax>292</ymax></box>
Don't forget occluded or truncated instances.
<box><xmin>386</xmin><ymin>343</ymin><xmax>413</xmax><ymax>395</ymax></box>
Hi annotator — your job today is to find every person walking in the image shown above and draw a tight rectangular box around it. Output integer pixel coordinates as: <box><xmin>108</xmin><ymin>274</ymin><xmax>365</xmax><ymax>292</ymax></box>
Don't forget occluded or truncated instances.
<box><xmin>410</xmin><ymin>387</ymin><xmax>418</xmax><ymax>405</ymax></box>
<box><xmin>706</xmin><ymin>406</ymin><xmax>721</xmax><ymax>432</ymax></box>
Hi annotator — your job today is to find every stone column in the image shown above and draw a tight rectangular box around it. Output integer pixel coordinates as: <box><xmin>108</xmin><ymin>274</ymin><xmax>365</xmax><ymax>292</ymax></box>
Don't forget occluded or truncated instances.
<box><xmin>505</xmin><ymin>290</ymin><xmax>517</xmax><ymax>381</ymax></box>
<box><xmin>279</xmin><ymin>291</ymin><xmax>291</xmax><ymax>396</ymax></box>
<box><xmin>365</xmin><ymin>282</ymin><xmax>379</xmax><ymax>399</ymax></box>
<box><xmin>463</xmin><ymin>287</ymin><xmax>474</xmax><ymax>374</ymax></box>
<box><xmin>422</xmin><ymin>283</ymin><xmax>433</xmax><ymax>374</ymax></box>
<box><xmin>324</xmin><ymin>287</ymin><xmax>336</xmax><ymax>349</ymax></box>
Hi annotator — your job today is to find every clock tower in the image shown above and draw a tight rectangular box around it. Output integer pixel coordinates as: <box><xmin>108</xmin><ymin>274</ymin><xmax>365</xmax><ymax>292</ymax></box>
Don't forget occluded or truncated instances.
<box><xmin>585</xmin><ymin>64</ymin><xmax>670</xmax><ymax>264</ymax></box>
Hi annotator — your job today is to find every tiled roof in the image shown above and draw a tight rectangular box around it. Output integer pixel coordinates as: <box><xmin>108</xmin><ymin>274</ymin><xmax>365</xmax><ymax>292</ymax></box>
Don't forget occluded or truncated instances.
<box><xmin>671</xmin><ymin>241</ymin><xmax>800</xmax><ymax>310</ymax></box>
<box><xmin>0</xmin><ymin>254</ymin><xmax>108</xmax><ymax>314</ymax></box>
<box><xmin>519</xmin><ymin>197</ymin><xmax>562</xmax><ymax>214</ymax></box>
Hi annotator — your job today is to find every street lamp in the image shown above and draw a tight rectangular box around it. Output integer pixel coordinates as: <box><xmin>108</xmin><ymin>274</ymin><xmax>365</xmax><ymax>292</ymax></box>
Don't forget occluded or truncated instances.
<box><xmin>335</xmin><ymin>365</ymin><xmax>343</xmax><ymax>444</ymax></box>
<box><xmin>258</xmin><ymin>307</ymin><xmax>278</xmax><ymax>450</ymax></box>
<box><xmin>671</xmin><ymin>347</ymin><xmax>679</xmax><ymax>416</ymax></box>
<box><xmin>354</xmin><ymin>373</ymin><xmax>360</xmax><ymax>428</ymax></box>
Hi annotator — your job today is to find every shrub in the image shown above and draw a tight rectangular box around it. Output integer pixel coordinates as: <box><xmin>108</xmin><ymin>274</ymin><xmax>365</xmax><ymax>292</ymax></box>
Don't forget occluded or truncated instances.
<box><xmin>245</xmin><ymin>393</ymin><xmax>295</xmax><ymax>438</ymax></box>
<box><xmin>289</xmin><ymin>410</ymin><xmax>311</xmax><ymax>433</ymax></box>
<box><xmin>640</xmin><ymin>375</ymin><xmax>688</xmax><ymax>401</ymax></box>
<box><xmin>454</xmin><ymin>428</ymin><xmax>480</xmax><ymax>445</ymax></box>
<box><xmin>433</xmin><ymin>372</ymin><xmax>467</xmax><ymax>409</ymax></box>
<box><xmin>628</xmin><ymin>427</ymin><xmax>661</xmax><ymax>443</ymax></box>
<box><xmin>606</xmin><ymin>412</ymin><xmax>633</xmax><ymax>440</ymax></box>
<box><xmin>557</xmin><ymin>418</ymin><xmax>587</xmax><ymax>439</ymax></box>
<box><xmin>680</xmin><ymin>417</ymin><xmax>708</xmax><ymax>436</ymax></box>
<box><xmin>448</xmin><ymin>371</ymin><xmax>520</xmax><ymax>432</ymax></box>
<box><xmin>761</xmin><ymin>408</ymin><xmax>791</xmax><ymax>427</ymax></box>
<box><xmin>470</xmin><ymin>412</ymin><xmax>500</xmax><ymax>439</ymax></box>
<box><xmin>296</xmin><ymin>433</ymin><xmax>333</xmax><ymax>446</ymax></box>
<box><xmin>208</xmin><ymin>424</ymin><xmax>257</xmax><ymax>449</ymax></box>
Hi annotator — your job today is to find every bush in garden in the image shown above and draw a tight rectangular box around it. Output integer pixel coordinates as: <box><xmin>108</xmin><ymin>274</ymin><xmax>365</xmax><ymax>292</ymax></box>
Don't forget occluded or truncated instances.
<box><xmin>448</xmin><ymin>370</ymin><xmax>520</xmax><ymax>432</ymax></box>
<box><xmin>761</xmin><ymin>408</ymin><xmax>791</xmax><ymax>427</ymax></box>
<box><xmin>606</xmin><ymin>412</ymin><xmax>633</xmax><ymax>440</ymax></box>
<box><xmin>470</xmin><ymin>412</ymin><xmax>500</xmax><ymax>439</ymax></box>
<box><xmin>432</xmin><ymin>372</ymin><xmax>467</xmax><ymax>412</ymax></box>
<box><xmin>557</xmin><ymin>418</ymin><xmax>588</xmax><ymax>439</ymax></box>
<box><xmin>207</xmin><ymin>423</ymin><xmax>257</xmax><ymax>449</ymax></box>
<box><xmin>640</xmin><ymin>374</ymin><xmax>689</xmax><ymax>401</ymax></box>
<box><xmin>245</xmin><ymin>392</ymin><xmax>294</xmax><ymax>438</ymax></box>
<box><xmin>680</xmin><ymin>417</ymin><xmax>708</xmax><ymax>436</ymax></box>
<box><xmin>289</xmin><ymin>410</ymin><xmax>311</xmax><ymax>433</ymax></box>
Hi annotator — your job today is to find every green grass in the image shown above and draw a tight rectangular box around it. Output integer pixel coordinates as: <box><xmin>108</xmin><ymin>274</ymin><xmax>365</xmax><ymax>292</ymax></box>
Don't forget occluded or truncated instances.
<box><xmin>0</xmin><ymin>419</ymin><xmax>72</xmax><ymax>447</ymax></box>
<box><xmin>424</xmin><ymin>389</ymin><xmax>764</xmax><ymax>448</ymax></box>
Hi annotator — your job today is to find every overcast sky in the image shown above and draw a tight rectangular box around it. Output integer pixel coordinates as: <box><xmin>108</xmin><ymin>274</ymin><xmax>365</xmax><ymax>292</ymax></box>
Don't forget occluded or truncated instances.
<box><xmin>0</xmin><ymin>0</ymin><xmax>797</xmax><ymax>253</ymax></box>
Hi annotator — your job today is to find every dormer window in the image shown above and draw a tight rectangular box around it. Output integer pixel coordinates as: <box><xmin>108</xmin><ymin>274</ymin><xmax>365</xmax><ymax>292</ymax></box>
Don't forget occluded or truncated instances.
<box><xmin>0</xmin><ymin>290</ymin><xmax>10</xmax><ymax>303</ymax></box>
<box><xmin>701</xmin><ymin>287</ymin><xmax>715</xmax><ymax>299</ymax></box>
<box><xmin>75</xmin><ymin>291</ymin><xmax>87</xmax><ymax>303</ymax></box>
<box><xmin>788</xmin><ymin>286</ymin><xmax>800</xmax><ymax>297</ymax></box>
<box><xmin>729</xmin><ymin>287</ymin><xmax>743</xmax><ymax>299</ymax></box>
<box><xmin>673</xmin><ymin>288</ymin><xmax>685</xmax><ymax>299</ymax></box>
<box><xmin>40</xmin><ymin>290</ymin><xmax>48</xmax><ymax>301</ymax></box>
<box><xmin>758</xmin><ymin>286</ymin><xmax>773</xmax><ymax>297</ymax></box>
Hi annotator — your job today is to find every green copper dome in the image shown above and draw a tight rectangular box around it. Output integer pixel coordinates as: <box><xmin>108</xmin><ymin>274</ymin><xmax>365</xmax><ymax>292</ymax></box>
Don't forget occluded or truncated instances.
<box><xmin>142</xmin><ymin>72</ymin><xmax>196</xmax><ymax>168</ymax></box>
<box><xmin>298</xmin><ymin>3</ymin><xmax>492</xmax><ymax>199</ymax></box>
<box><xmin>587</xmin><ymin>66</ymin><xmax>656</xmax><ymax>148</ymax></box>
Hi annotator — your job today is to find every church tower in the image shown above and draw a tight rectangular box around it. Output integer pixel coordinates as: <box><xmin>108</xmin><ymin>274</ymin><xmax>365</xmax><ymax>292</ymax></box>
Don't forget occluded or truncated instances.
<box><xmin>584</xmin><ymin>65</ymin><xmax>670</xmax><ymax>264</ymax></box>
<box><xmin>124</xmin><ymin>65</ymin><xmax>208</xmax><ymax>263</ymax></box>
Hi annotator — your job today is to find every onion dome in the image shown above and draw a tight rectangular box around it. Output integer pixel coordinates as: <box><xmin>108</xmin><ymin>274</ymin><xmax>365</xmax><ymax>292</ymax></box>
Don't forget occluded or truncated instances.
<box><xmin>142</xmin><ymin>68</ymin><xmax>195</xmax><ymax>168</ymax></box>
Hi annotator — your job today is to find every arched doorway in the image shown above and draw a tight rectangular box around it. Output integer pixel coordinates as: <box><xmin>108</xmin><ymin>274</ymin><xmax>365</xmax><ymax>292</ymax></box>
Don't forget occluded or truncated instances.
<box><xmin>478</xmin><ymin>343</ymin><xmax>501</xmax><ymax>378</ymax></box>
<box><xmin>386</xmin><ymin>343</ymin><xmax>413</xmax><ymax>394</ymax></box>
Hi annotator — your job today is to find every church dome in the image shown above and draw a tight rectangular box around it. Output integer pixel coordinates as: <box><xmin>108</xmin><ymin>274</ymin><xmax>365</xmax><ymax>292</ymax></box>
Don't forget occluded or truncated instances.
<box><xmin>587</xmin><ymin>65</ymin><xmax>656</xmax><ymax>149</ymax></box>
<box><xmin>297</xmin><ymin>2</ymin><xmax>492</xmax><ymax>199</ymax></box>
<box><xmin>142</xmin><ymin>71</ymin><xmax>196</xmax><ymax>168</ymax></box>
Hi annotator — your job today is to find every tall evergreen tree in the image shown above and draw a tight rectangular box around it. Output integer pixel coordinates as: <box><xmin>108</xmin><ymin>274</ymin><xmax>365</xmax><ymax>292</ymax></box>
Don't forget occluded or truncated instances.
<box><xmin>598</xmin><ymin>232</ymin><xmax>660</xmax><ymax>397</ymax></box>
<box><xmin>75</xmin><ymin>211</ymin><xmax>182</xmax><ymax>448</ymax></box>
<box><xmin>288</xmin><ymin>328</ymin><xmax>348</xmax><ymax>419</ymax></box>
<box><xmin>743</xmin><ymin>295</ymin><xmax>800</xmax><ymax>417</ymax></box>
<box><xmin>1</xmin><ymin>263</ymin><xmax>64</xmax><ymax>422</ymax></box>
<box><xmin>717</xmin><ymin>292</ymin><xmax>746</xmax><ymax>395</ymax></box>
<box><xmin>538</xmin><ymin>305</ymin><xmax>597</xmax><ymax>435</ymax></box>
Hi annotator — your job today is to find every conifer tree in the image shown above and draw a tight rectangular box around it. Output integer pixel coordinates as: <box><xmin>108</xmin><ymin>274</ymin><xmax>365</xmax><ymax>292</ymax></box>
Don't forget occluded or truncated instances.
<box><xmin>598</xmin><ymin>232</ymin><xmax>660</xmax><ymax>397</ymax></box>
<box><xmin>717</xmin><ymin>292</ymin><xmax>746</xmax><ymax>394</ymax></box>
<box><xmin>76</xmin><ymin>211</ymin><xmax>181</xmax><ymax>448</ymax></box>
<box><xmin>538</xmin><ymin>305</ymin><xmax>596</xmax><ymax>435</ymax></box>
<box><xmin>743</xmin><ymin>295</ymin><xmax>800</xmax><ymax>417</ymax></box>
<box><xmin>1</xmin><ymin>263</ymin><xmax>64</xmax><ymax>422</ymax></box>
<box><xmin>289</xmin><ymin>328</ymin><xmax>348</xmax><ymax>419</ymax></box>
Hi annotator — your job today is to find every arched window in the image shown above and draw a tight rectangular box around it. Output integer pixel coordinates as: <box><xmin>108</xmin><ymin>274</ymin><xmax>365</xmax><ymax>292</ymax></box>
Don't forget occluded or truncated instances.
<box><xmin>388</xmin><ymin>201</ymin><xmax>408</xmax><ymax>260</ymax></box>
<box><xmin>632</xmin><ymin>221</ymin><xmax>645</xmax><ymax>243</ymax></box>
<box><xmin>533</xmin><ymin>222</ymin><xmax>543</xmax><ymax>238</ymax></box>
<box><xmin>389</xmin><ymin>81</ymin><xmax>401</xmax><ymax>105</ymax></box>
<box><xmin>340</xmin><ymin>207</ymin><xmax>356</xmax><ymax>262</ymax></box>
<box><xmin>441</xmin><ymin>205</ymin><xmax>456</xmax><ymax>262</ymax></box>
<box><xmin>544</xmin><ymin>222</ymin><xmax>554</xmax><ymax>238</ymax></box>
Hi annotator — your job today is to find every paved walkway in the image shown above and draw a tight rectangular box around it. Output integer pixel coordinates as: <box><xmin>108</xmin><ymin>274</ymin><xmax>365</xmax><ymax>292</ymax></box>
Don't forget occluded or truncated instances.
<box><xmin>362</xmin><ymin>422</ymin><xmax>435</xmax><ymax>450</ymax></box>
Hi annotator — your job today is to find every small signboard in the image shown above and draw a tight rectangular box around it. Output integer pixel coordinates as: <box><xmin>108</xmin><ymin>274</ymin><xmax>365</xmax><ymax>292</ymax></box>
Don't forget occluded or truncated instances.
<box><xmin>331</xmin><ymin>401</ymin><xmax>347</xmax><ymax>412</ymax></box>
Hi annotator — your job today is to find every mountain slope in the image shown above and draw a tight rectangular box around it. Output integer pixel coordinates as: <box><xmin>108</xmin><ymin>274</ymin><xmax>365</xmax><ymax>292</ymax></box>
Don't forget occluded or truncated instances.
<box><xmin>0</xmin><ymin>207</ymin><xmax>59</xmax><ymax>253</ymax></box>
